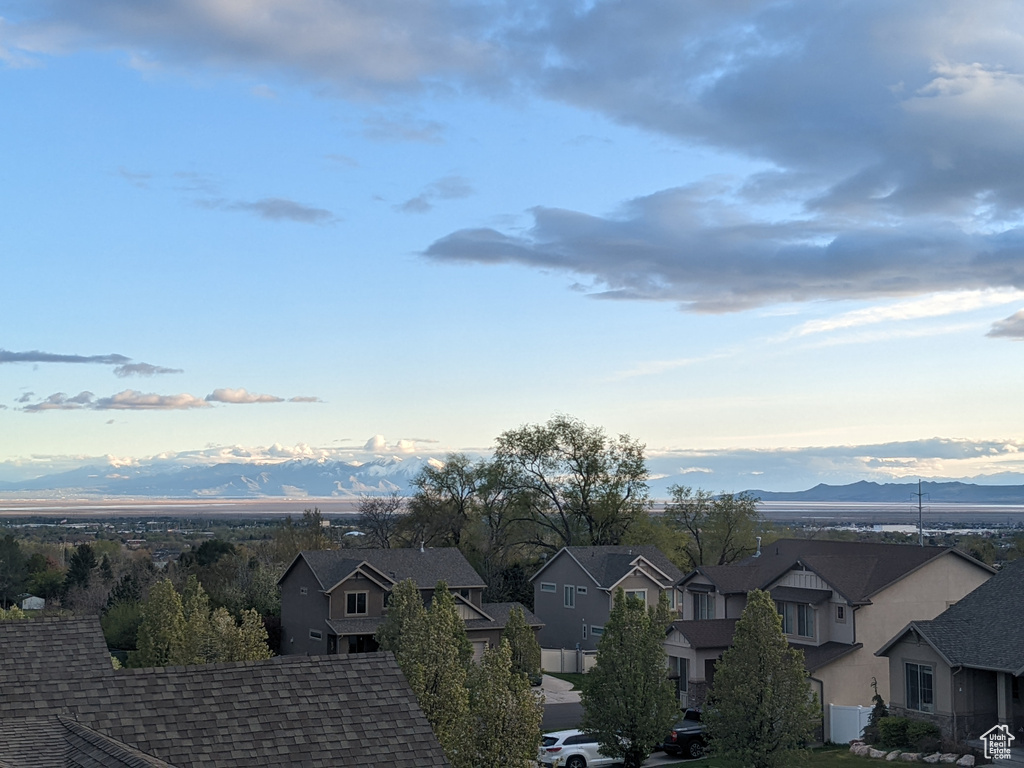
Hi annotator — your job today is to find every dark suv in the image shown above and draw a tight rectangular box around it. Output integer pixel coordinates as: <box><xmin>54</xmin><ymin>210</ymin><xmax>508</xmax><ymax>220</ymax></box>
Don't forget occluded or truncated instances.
<box><xmin>662</xmin><ymin>708</ymin><xmax>706</xmax><ymax>759</ymax></box>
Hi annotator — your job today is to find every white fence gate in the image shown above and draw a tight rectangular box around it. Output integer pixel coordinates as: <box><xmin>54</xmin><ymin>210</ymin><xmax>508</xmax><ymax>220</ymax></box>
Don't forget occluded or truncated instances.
<box><xmin>830</xmin><ymin>704</ymin><xmax>872</xmax><ymax>744</ymax></box>
<box><xmin>540</xmin><ymin>648</ymin><xmax>597</xmax><ymax>674</ymax></box>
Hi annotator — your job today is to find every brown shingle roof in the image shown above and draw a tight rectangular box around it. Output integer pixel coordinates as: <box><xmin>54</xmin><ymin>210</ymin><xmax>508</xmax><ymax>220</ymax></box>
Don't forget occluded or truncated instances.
<box><xmin>683</xmin><ymin>539</ymin><xmax>989</xmax><ymax>604</ymax></box>
<box><xmin>0</xmin><ymin>618</ymin><xmax>450</xmax><ymax>768</ymax></box>
<box><xmin>290</xmin><ymin>547</ymin><xmax>486</xmax><ymax>591</ymax></box>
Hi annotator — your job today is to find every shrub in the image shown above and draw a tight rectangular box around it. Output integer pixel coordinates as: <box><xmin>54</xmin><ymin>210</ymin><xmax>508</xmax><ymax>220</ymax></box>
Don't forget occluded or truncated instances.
<box><xmin>878</xmin><ymin>717</ymin><xmax>909</xmax><ymax>747</ymax></box>
<box><xmin>906</xmin><ymin>719</ymin><xmax>941</xmax><ymax>752</ymax></box>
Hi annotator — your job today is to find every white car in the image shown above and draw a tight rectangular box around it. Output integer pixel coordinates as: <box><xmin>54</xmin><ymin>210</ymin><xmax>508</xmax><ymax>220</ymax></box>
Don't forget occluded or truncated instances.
<box><xmin>537</xmin><ymin>729</ymin><xmax>616</xmax><ymax>768</ymax></box>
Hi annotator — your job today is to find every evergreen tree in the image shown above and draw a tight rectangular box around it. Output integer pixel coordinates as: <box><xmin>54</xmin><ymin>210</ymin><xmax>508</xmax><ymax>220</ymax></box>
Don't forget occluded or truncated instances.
<box><xmin>397</xmin><ymin>582</ymin><xmax>473</xmax><ymax>768</ymax></box>
<box><xmin>0</xmin><ymin>535</ymin><xmax>27</xmax><ymax>609</ymax></box>
<box><xmin>501</xmin><ymin>604</ymin><xmax>541</xmax><ymax>684</ymax></box>
<box><xmin>375</xmin><ymin>578</ymin><xmax>427</xmax><ymax>655</ymax></box>
<box><xmin>236</xmin><ymin>608</ymin><xmax>273</xmax><ymax>662</ymax></box>
<box><xmin>704</xmin><ymin>589</ymin><xmax>820</xmax><ymax>768</ymax></box>
<box><xmin>580</xmin><ymin>590</ymin><xmax>678</xmax><ymax>768</ymax></box>
<box><xmin>129</xmin><ymin>579</ymin><xmax>186</xmax><ymax>667</ymax></box>
<box><xmin>181</xmin><ymin>575</ymin><xmax>213</xmax><ymax>664</ymax></box>
<box><xmin>468</xmin><ymin>637</ymin><xmax>543</xmax><ymax>768</ymax></box>
<box><xmin>63</xmin><ymin>543</ymin><xmax>97</xmax><ymax>594</ymax></box>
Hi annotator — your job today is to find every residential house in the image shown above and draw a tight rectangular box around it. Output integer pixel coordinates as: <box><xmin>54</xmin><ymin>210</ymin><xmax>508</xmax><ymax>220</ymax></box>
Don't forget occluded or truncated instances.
<box><xmin>279</xmin><ymin>547</ymin><xmax>542</xmax><ymax>658</ymax></box>
<box><xmin>0</xmin><ymin>616</ymin><xmax>449</xmax><ymax>767</ymax></box>
<box><xmin>877</xmin><ymin>558</ymin><xmax>1024</xmax><ymax>742</ymax></box>
<box><xmin>668</xmin><ymin>539</ymin><xmax>994</xmax><ymax>739</ymax></box>
<box><xmin>530</xmin><ymin>546</ymin><xmax>684</xmax><ymax>652</ymax></box>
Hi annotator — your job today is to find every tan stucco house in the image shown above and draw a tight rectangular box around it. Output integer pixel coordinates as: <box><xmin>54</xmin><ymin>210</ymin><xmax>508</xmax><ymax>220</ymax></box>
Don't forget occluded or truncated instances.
<box><xmin>668</xmin><ymin>539</ymin><xmax>994</xmax><ymax>739</ymax></box>
<box><xmin>877</xmin><ymin>557</ymin><xmax>1024</xmax><ymax>743</ymax></box>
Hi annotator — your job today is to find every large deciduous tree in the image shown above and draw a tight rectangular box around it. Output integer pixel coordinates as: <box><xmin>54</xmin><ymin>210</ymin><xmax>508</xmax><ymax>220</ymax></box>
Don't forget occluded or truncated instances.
<box><xmin>357</xmin><ymin>492</ymin><xmax>405</xmax><ymax>549</ymax></box>
<box><xmin>664</xmin><ymin>485</ymin><xmax>762</xmax><ymax>569</ymax></box>
<box><xmin>495</xmin><ymin>415</ymin><xmax>650</xmax><ymax>549</ymax></box>
<box><xmin>703</xmin><ymin>589</ymin><xmax>820</xmax><ymax>768</ymax></box>
<box><xmin>130</xmin><ymin>579</ymin><xmax>186</xmax><ymax>667</ymax></box>
<box><xmin>581</xmin><ymin>590</ymin><xmax>678</xmax><ymax>768</ymax></box>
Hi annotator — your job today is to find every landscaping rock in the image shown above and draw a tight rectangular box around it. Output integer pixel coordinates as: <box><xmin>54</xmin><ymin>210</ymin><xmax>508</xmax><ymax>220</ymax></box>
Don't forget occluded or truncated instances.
<box><xmin>886</xmin><ymin>751</ymin><xmax>902</xmax><ymax>761</ymax></box>
<box><xmin>922</xmin><ymin>754</ymin><xmax>941</xmax><ymax>764</ymax></box>
<box><xmin>850</xmin><ymin>741</ymin><xmax>866</xmax><ymax>753</ymax></box>
<box><xmin>870</xmin><ymin>748</ymin><xmax>888</xmax><ymax>758</ymax></box>
<box><xmin>955</xmin><ymin>756</ymin><xmax>974</xmax><ymax>767</ymax></box>
<box><xmin>900</xmin><ymin>753</ymin><xmax>921</xmax><ymax>762</ymax></box>
<box><xmin>853</xmin><ymin>744</ymin><xmax>871</xmax><ymax>756</ymax></box>
<box><xmin>939</xmin><ymin>755</ymin><xmax>958</xmax><ymax>764</ymax></box>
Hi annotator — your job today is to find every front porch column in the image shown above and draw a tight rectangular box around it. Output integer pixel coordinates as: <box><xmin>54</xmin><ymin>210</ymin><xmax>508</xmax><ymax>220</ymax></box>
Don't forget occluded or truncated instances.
<box><xmin>997</xmin><ymin>672</ymin><xmax>1013</xmax><ymax>725</ymax></box>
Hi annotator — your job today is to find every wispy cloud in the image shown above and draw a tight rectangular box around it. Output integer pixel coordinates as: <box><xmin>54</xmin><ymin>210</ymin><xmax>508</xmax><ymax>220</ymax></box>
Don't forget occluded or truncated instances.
<box><xmin>396</xmin><ymin>175</ymin><xmax>474</xmax><ymax>214</ymax></box>
<box><xmin>987</xmin><ymin>310</ymin><xmax>1024</xmax><ymax>340</ymax></box>
<box><xmin>790</xmin><ymin>290</ymin><xmax>1024</xmax><ymax>338</ymax></box>
<box><xmin>114</xmin><ymin>362</ymin><xmax>184</xmax><ymax>377</ymax></box>
<box><xmin>288</xmin><ymin>395</ymin><xmax>323</xmax><ymax>403</ymax></box>
<box><xmin>363</xmin><ymin>114</ymin><xmax>446</xmax><ymax>144</ymax></box>
<box><xmin>21</xmin><ymin>386</ymin><xmax>320</xmax><ymax>412</ymax></box>
<box><xmin>206</xmin><ymin>388</ymin><xmax>284</xmax><ymax>404</ymax></box>
<box><xmin>197</xmin><ymin>196</ymin><xmax>336</xmax><ymax>224</ymax></box>
<box><xmin>1</xmin><ymin>349</ymin><xmax>130</xmax><ymax>365</ymax></box>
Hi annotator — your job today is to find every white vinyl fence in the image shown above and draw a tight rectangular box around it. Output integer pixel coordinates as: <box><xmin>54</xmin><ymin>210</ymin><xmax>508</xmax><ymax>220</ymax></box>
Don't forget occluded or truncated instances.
<box><xmin>541</xmin><ymin>648</ymin><xmax>598</xmax><ymax>674</ymax></box>
<box><xmin>830</xmin><ymin>704</ymin><xmax>872</xmax><ymax>744</ymax></box>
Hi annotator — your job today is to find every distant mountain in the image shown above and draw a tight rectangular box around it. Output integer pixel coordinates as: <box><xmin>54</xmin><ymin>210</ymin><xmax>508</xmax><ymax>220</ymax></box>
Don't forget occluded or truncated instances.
<box><xmin>0</xmin><ymin>456</ymin><xmax>435</xmax><ymax>499</ymax></box>
<box><xmin>749</xmin><ymin>480</ymin><xmax>1024</xmax><ymax>504</ymax></box>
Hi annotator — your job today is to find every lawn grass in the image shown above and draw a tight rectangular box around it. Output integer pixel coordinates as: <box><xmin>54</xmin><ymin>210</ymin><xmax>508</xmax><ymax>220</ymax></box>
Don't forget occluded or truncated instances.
<box><xmin>660</xmin><ymin>745</ymin><xmax>862</xmax><ymax>768</ymax></box>
<box><xmin>545</xmin><ymin>671</ymin><xmax>586</xmax><ymax>690</ymax></box>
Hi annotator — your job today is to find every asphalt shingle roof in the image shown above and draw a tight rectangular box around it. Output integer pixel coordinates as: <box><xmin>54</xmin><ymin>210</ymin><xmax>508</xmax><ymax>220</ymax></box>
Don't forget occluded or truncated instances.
<box><xmin>896</xmin><ymin>558</ymin><xmax>1024</xmax><ymax>674</ymax></box>
<box><xmin>686</xmin><ymin>539</ymin><xmax>984</xmax><ymax>604</ymax></box>
<box><xmin>0</xmin><ymin>617</ymin><xmax>450</xmax><ymax>768</ymax></box>
<box><xmin>556</xmin><ymin>546</ymin><xmax>684</xmax><ymax>588</ymax></box>
<box><xmin>295</xmin><ymin>547</ymin><xmax>485</xmax><ymax>591</ymax></box>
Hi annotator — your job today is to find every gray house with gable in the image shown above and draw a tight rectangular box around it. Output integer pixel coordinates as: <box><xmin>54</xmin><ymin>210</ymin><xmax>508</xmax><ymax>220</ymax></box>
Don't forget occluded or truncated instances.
<box><xmin>279</xmin><ymin>547</ymin><xmax>541</xmax><ymax>658</ymax></box>
<box><xmin>530</xmin><ymin>546</ymin><xmax>684</xmax><ymax>652</ymax></box>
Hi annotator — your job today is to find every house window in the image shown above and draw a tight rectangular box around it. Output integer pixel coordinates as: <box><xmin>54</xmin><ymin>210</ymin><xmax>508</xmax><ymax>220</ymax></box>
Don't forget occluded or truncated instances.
<box><xmin>309</xmin><ymin>629</ymin><xmax>323</xmax><ymax>641</ymax></box>
<box><xmin>591</xmin><ymin>626</ymin><xmax>604</xmax><ymax>637</ymax></box>
<box><xmin>300</xmin><ymin>586</ymin><xmax>308</xmax><ymax>596</ymax></box>
<box><xmin>625</xmin><ymin>589</ymin><xmax>647</xmax><ymax>603</ymax></box>
<box><xmin>346</xmin><ymin>591</ymin><xmax>368</xmax><ymax>616</ymax></box>
<box><xmin>582</xmin><ymin>624</ymin><xmax>588</xmax><ymax>640</ymax></box>
<box><xmin>540</xmin><ymin>582</ymin><xmax>556</xmax><ymax>593</ymax></box>
<box><xmin>693</xmin><ymin>592</ymin><xmax>716</xmax><ymax>620</ymax></box>
<box><xmin>665</xmin><ymin>589</ymin><xmax>677</xmax><ymax>610</ymax></box>
<box><xmin>906</xmin><ymin>663</ymin><xmax>934</xmax><ymax>713</ymax></box>
<box><xmin>576</xmin><ymin>585</ymin><xmax>588</xmax><ymax>595</ymax></box>
<box><xmin>669</xmin><ymin>656</ymin><xmax>689</xmax><ymax>692</ymax></box>
<box><xmin>564</xmin><ymin>585</ymin><xmax>575</xmax><ymax>608</ymax></box>
<box><xmin>777</xmin><ymin>602</ymin><xmax>814</xmax><ymax>638</ymax></box>
<box><xmin>836</xmin><ymin>605</ymin><xmax>846</xmax><ymax>623</ymax></box>
<box><xmin>460</xmin><ymin>588</ymin><xmax>470</xmax><ymax>598</ymax></box>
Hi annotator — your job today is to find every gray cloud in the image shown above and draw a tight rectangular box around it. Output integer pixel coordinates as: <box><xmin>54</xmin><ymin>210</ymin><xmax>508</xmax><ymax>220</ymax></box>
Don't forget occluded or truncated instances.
<box><xmin>7</xmin><ymin>0</ymin><xmax>515</xmax><ymax>96</ymax></box>
<box><xmin>426</xmin><ymin>187</ymin><xmax>1024</xmax><ymax>311</ymax></box>
<box><xmin>114</xmin><ymin>362</ymin><xmax>184</xmax><ymax>377</ymax></box>
<box><xmin>1</xmin><ymin>349</ymin><xmax>130</xmax><ymax>365</ymax></box>
<box><xmin>117</xmin><ymin>167</ymin><xmax>151</xmax><ymax>188</ymax></box>
<box><xmin>987</xmin><ymin>310</ymin><xmax>1024</xmax><ymax>339</ymax></box>
<box><xmin>396</xmin><ymin>175</ymin><xmax>473</xmax><ymax>214</ymax></box>
<box><xmin>95</xmin><ymin>390</ymin><xmax>210</xmax><ymax>410</ymax></box>
<box><xmin>197</xmin><ymin>197</ymin><xmax>335</xmax><ymax>224</ymax></box>
<box><xmin>288</xmin><ymin>396</ymin><xmax>323</xmax><ymax>403</ymax></box>
<box><xmin>22</xmin><ymin>391</ymin><xmax>97</xmax><ymax>412</ymax></box>
<box><xmin>13</xmin><ymin>3</ymin><xmax>1024</xmax><ymax>311</ymax></box>
<box><xmin>206</xmin><ymin>388</ymin><xmax>284</xmax><ymax>404</ymax></box>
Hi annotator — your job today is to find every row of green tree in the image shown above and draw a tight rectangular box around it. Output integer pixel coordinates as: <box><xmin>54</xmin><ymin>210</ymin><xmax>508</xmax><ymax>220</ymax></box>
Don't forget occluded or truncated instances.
<box><xmin>580</xmin><ymin>587</ymin><xmax>819</xmax><ymax>768</ymax></box>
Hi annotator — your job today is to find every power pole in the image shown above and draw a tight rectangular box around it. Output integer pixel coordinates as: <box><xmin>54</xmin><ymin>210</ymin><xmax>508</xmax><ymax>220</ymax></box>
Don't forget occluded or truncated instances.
<box><xmin>913</xmin><ymin>479</ymin><xmax>925</xmax><ymax>546</ymax></box>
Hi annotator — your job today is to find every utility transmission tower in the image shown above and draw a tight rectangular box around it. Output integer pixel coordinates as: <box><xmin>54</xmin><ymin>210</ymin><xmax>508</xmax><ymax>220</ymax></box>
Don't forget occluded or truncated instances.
<box><xmin>912</xmin><ymin>479</ymin><xmax>926</xmax><ymax>546</ymax></box>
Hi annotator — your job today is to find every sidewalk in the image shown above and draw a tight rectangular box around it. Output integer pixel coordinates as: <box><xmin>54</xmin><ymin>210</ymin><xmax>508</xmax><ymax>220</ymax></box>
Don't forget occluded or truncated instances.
<box><xmin>539</xmin><ymin>674</ymin><xmax>581</xmax><ymax>704</ymax></box>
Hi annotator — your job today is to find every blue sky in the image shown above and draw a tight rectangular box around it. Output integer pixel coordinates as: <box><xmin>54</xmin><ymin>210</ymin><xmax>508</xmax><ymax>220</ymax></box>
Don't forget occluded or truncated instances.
<box><xmin>3</xmin><ymin>1</ymin><xmax>1024</xmax><ymax>492</ymax></box>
